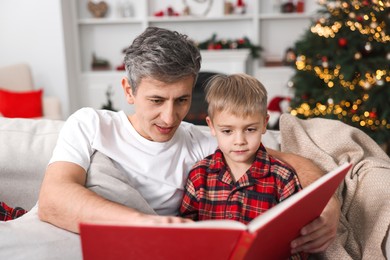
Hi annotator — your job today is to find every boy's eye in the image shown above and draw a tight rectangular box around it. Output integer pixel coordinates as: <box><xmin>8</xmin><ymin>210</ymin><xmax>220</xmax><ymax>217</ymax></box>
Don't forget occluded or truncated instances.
<box><xmin>221</xmin><ymin>129</ymin><xmax>232</xmax><ymax>134</ymax></box>
<box><xmin>247</xmin><ymin>128</ymin><xmax>257</xmax><ymax>132</ymax></box>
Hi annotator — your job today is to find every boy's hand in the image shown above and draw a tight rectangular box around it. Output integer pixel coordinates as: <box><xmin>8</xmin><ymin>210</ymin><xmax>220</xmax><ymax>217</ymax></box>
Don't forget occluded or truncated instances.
<box><xmin>290</xmin><ymin>196</ymin><xmax>340</xmax><ymax>254</ymax></box>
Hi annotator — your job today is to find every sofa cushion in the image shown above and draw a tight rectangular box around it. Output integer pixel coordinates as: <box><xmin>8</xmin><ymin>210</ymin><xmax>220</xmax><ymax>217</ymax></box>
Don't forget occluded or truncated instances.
<box><xmin>0</xmin><ymin>117</ymin><xmax>64</xmax><ymax>210</ymax></box>
<box><xmin>86</xmin><ymin>151</ymin><xmax>156</xmax><ymax>215</ymax></box>
<box><xmin>0</xmin><ymin>88</ymin><xmax>43</xmax><ymax>118</ymax></box>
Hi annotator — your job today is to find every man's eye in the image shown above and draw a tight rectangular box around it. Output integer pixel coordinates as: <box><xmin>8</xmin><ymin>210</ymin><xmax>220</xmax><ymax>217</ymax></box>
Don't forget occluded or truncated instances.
<box><xmin>150</xmin><ymin>99</ymin><xmax>162</xmax><ymax>104</ymax></box>
<box><xmin>247</xmin><ymin>128</ymin><xmax>257</xmax><ymax>132</ymax></box>
<box><xmin>177</xmin><ymin>98</ymin><xmax>188</xmax><ymax>104</ymax></box>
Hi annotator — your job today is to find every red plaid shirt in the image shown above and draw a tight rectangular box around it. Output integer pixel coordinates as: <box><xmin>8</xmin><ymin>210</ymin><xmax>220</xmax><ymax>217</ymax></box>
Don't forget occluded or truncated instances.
<box><xmin>179</xmin><ymin>145</ymin><xmax>306</xmax><ymax>259</ymax></box>
<box><xmin>180</xmin><ymin>144</ymin><xmax>302</xmax><ymax>223</ymax></box>
<box><xmin>0</xmin><ymin>202</ymin><xmax>27</xmax><ymax>221</ymax></box>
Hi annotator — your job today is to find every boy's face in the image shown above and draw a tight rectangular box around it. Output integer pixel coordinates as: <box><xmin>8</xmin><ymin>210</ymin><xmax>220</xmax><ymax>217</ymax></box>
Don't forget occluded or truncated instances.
<box><xmin>122</xmin><ymin>76</ymin><xmax>194</xmax><ymax>142</ymax></box>
<box><xmin>206</xmin><ymin>110</ymin><xmax>269</xmax><ymax>169</ymax></box>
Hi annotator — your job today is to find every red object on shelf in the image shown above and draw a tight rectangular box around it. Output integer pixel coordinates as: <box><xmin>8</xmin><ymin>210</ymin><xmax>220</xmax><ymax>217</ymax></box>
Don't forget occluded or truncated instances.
<box><xmin>116</xmin><ymin>64</ymin><xmax>125</xmax><ymax>71</ymax></box>
<box><xmin>154</xmin><ymin>10</ymin><xmax>164</xmax><ymax>17</ymax></box>
<box><xmin>296</xmin><ymin>0</ymin><xmax>305</xmax><ymax>13</ymax></box>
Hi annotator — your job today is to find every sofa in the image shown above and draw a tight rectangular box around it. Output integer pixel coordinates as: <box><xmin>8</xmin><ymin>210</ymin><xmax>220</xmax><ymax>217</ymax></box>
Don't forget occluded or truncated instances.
<box><xmin>0</xmin><ymin>115</ymin><xmax>389</xmax><ymax>259</ymax></box>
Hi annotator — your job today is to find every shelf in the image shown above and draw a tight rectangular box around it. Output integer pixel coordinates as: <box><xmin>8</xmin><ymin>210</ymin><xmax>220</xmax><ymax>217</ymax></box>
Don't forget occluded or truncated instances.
<box><xmin>81</xmin><ymin>70</ymin><xmax>125</xmax><ymax>77</ymax></box>
<box><xmin>148</xmin><ymin>14</ymin><xmax>254</xmax><ymax>23</ymax></box>
<box><xmin>259</xmin><ymin>12</ymin><xmax>315</xmax><ymax>20</ymax></box>
<box><xmin>78</xmin><ymin>18</ymin><xmax>144</xmax><ymax>25</ymax></box>
<box><xmin>70</xmin><ymin>0</ymin><xmax>319</xmax><ymax>112</ymax></box>
<box><xmin>78</xmin><ymin>14</ymin><xmax>314</xmax><ymax>24</ymax></box>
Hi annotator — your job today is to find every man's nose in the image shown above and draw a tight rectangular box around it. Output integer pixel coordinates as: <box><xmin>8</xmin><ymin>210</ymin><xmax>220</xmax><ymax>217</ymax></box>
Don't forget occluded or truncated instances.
<box><xmin>160</xmin><ymin>103</ymin><xmax>176</xmax><ymax>125</ymax></box>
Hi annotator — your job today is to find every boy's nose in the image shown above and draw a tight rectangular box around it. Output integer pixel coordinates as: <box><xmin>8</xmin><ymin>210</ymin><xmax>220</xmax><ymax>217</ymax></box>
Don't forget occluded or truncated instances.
<box><xmin>234</xmin><ymin>132</ymin><xmax>246</xmax><ymax>145</ymax></box>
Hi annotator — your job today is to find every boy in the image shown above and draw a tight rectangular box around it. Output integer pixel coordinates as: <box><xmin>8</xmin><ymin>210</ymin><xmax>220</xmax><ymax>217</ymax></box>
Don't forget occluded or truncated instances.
<box><xmin>179</xmin><ymin>74</ymin><xmax>306</xmax><ymax>259</ymax></box>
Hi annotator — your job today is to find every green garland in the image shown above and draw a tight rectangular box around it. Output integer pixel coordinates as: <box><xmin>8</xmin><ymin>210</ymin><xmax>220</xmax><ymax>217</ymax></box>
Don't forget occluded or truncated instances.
<box><xmin>196</xmin><ymin>34</ymin><xmax>263</xmax><ymax>59</ymax></box>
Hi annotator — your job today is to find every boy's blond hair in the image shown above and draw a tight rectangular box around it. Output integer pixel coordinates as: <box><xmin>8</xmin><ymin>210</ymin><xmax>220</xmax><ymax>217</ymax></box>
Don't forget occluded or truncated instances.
<box><xmin>205</xmin><ymin>73</ymin><xmax>268</xmax><ymax>119</ymax></box>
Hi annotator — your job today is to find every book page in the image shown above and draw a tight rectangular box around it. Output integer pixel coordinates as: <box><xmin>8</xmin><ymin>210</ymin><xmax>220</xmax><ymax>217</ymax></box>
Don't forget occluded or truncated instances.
<box><xmin>246</xmin><ymin>162</ymin><xmax>352</xmax><ymax>233</ymax></box>
<box><xmin>179</xmin><ymin>219</ymin><xmax>246</xmax><ymax>230</ymax></box>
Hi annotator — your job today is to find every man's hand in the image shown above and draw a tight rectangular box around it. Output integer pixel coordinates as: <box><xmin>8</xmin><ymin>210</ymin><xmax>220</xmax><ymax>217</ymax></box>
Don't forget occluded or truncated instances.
<box><xmin>267</xmin><ymin>148</ymin><xmax>340</xmax><ymax>254</ymax></box>
<box><xmin>136</xmin><ymin>214</ymin><xmax>193</xmax><ymax>224</ymax></box>
<box><xmin>291</xmin><ymin>196</ymin><xmax>340</xmax><ymax>254</ymax></box>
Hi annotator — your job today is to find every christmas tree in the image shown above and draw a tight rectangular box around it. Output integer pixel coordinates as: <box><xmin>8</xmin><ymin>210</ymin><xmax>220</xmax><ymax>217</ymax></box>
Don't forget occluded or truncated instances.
<box><xmin>289</xmin><ymin>0</ymin><xmax>390</xmax><ymax>149</ymax></box>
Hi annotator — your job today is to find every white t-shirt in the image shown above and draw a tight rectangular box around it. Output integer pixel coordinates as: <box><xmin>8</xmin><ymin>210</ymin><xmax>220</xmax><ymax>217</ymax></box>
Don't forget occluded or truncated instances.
<box><xmin>49</xmin><ymin>107</ymin><xmax>217</xmax><ymax>215</ymax></box>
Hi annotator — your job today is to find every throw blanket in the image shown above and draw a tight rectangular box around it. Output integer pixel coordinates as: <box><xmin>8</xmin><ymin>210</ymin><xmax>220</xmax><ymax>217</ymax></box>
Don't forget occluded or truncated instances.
<box><xmin>279</xmin><ymin>114</ymin><xmax>390</xmax><ymax>259</ymax></box>
<box><xmin>0</xmin><ymin>202</ymin><xmax>27</xmax><ymax>221</ymax></box>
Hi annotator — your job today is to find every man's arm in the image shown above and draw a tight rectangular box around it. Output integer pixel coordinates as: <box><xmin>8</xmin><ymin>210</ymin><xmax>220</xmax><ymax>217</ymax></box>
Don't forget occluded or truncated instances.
<box><xmin>38</xmin><ymin>162</ymin><xmax>191</xmax><ymax>233</ymax></box>
<box><xmin>267</xmin><ymin>148</ymin><xmax>340</xmax><ymax>254</ymax></box>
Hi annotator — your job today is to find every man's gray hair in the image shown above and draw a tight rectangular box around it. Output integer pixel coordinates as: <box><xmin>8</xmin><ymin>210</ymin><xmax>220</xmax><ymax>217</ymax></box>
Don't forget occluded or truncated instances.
<box><xmin>123</xmin><ymin>27</ymin><xmax>202</xmax><ymax>93</ymax></box>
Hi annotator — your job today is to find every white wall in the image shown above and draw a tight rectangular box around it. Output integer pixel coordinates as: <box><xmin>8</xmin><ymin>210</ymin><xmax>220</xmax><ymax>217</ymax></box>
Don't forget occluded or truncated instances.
<box><xmin>0</xmin><ymin>0</ymin><xmax>70</xmax><ymax>118</ymax></box>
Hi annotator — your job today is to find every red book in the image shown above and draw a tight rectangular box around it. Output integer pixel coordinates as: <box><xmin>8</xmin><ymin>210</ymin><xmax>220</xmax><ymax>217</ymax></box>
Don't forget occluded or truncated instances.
<box><xmin>80</xmin><ymin>163</ymin><xmax>352</xmax><ymax>260</ymax></box>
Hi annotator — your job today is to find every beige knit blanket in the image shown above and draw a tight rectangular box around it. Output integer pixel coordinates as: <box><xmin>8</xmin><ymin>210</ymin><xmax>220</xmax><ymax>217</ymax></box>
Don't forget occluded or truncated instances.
<box><xmin>279</xmin><ymin>114</ymin><xmax>390</xmax><ymax>259</ymax></box>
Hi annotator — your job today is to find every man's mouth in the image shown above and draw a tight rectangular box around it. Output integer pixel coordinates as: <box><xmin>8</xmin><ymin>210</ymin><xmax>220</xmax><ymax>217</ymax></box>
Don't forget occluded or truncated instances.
<box><xmin>156</xmin><ymin>125</ymin><xmax>175</xmax><ymax>134</ymax></box>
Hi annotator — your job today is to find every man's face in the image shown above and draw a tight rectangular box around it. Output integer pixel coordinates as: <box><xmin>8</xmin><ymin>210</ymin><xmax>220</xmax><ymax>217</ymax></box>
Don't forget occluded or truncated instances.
<box><xmin>123</xmin><ymin>76</ymin><xmax>194</xmax><ymax>142</ymax></box>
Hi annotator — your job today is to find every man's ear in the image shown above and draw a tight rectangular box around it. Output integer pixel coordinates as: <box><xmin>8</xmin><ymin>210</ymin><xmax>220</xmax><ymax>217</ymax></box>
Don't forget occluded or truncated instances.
<box><xmin>122</xmin><ymin>77</ymin><xmax>134</xmax><ymax>104</ymax></box>
<box><xmin>206</xmin><ymin>116</ymin><xmax>216</xmax><ymax>136</ymax></box>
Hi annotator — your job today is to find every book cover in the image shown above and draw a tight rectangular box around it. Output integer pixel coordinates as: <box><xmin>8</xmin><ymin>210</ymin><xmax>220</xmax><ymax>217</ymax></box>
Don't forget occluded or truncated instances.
<box><xmin>80</xmin><ymin>162</ymin><xmax>352</xmax><ymax>260</ymax></box>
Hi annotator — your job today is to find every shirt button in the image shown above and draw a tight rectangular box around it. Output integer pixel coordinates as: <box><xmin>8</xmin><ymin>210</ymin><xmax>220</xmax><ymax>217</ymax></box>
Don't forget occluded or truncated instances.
<box><xmin>227</xmin><ymin>213</ymin><xmax>233</xmax><ymax>219</ymax></box>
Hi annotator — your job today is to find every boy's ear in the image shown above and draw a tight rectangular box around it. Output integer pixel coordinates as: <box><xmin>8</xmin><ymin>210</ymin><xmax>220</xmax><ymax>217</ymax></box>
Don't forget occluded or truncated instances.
<box><xmin>263</xmin><ymin>114</ymin><xmax>270</xmax><ymax>134</ymax></box>
<box><xmin>122</xmin><ymin>77</ymin><xmax>134</xmax><ymax>104</ymax></box>
<box><xmin>206</xmin><ymin>116</ymin><xmax>216</xmax><ymax>136</ymax></box>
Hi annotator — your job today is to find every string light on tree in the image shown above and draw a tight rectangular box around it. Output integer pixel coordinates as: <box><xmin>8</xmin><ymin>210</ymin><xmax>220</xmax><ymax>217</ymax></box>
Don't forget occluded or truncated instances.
<box><xmin>289</xmin><ymin>0</ymin><xmax>390</xmax><ymax>149</ymax></box>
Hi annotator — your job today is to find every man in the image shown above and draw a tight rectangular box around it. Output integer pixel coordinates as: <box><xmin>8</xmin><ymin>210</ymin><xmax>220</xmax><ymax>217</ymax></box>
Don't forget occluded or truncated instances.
<box><xmin>38</xmin><ymin>27</ymin><xmax>339</xmax><ymax>254</ymax></box>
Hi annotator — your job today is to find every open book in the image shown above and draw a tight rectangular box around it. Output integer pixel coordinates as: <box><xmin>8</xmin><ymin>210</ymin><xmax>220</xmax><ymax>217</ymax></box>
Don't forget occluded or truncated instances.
<box><xmin>80</xmin><ymin>162</ymin><xmax>352</xmax><ymax>260</ymax></box>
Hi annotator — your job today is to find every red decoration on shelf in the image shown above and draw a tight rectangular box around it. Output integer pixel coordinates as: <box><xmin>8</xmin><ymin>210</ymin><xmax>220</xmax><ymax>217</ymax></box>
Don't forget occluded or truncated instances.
<box><xmin>154</xmin><ymin>10</ymin><xmax>164</xmax><ymax>17</ymax></box>
<box><xmin>296</xmin><ymin>0</ymin><xmax>305</xmax><ymax>13</ymax></box>
<box><xmin>153</xmin><ymin>6</ymin><xmax>179</xmax><ymax>17</ymax></box>
<box><xmin>235</xmin><ymin>0</ymin><xmax>246</xmax><ymax>14</ymax></box>
<box><xmin>116</xmin><ymin>64</ymin><xmax>125</xmax><ymax>71</ymax></box>
<box><xmin>236</xmin><ymin>0</ymin><xmax>244</xmax><ymax>7</ymax></box>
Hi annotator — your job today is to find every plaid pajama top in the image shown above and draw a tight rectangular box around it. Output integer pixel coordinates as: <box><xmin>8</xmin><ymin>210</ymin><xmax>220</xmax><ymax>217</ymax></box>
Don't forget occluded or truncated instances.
<box><xmin>179</xmin><ymin>144</ymin><xmax>302</xmax><ymax>224</ymax></box>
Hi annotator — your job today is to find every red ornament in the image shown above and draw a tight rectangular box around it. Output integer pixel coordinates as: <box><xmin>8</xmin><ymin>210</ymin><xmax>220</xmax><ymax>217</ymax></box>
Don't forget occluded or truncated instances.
<box><xmin>338</xmin><ymin>38</ymin><xmax>348</xmax><ymax>47</ymax></box>
<box><xmin>357</xmin><ymin>15</ymin><xmax>364</xmax><ymax>22</ymax></box>
<box><xmin>369</xmin><ymin>111</ymin><xmax>377</xmax><ymax>118</ymax></box>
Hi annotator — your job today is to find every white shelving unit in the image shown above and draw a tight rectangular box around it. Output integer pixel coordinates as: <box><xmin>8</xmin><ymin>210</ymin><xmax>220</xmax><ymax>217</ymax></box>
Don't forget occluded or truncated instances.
<box><xmin>66</xmin><ymin>0</ymin><xmax>320</xmax><ymax>114</ymax></box>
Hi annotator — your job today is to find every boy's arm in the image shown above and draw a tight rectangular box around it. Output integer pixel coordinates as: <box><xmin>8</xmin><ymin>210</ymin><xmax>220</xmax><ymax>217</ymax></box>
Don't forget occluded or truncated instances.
<box><xmin>267</xmin><ymin>148</ymin><xmax>340</xmax><ymax>254</ymax></box>
<box><xmin>38</xmin><ymin>161</ymin><xmax>191</xmax><ymax>233</ymax></box>
<box><xmin>179</xmin><ymin>180</ymin><xmax>199</xmax><ymax>221</ymax></box>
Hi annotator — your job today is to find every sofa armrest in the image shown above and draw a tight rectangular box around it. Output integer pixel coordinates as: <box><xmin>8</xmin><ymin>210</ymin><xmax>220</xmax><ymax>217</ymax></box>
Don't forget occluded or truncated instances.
<box><xmin>0</xmin><ymin>117</ymin><xmax>64</xmax><ymax>210</ymax></box>
<box><xmin>43</xmin><ymin>96</ymin><xmax>62</xmax><ymax>120</ymax></box>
